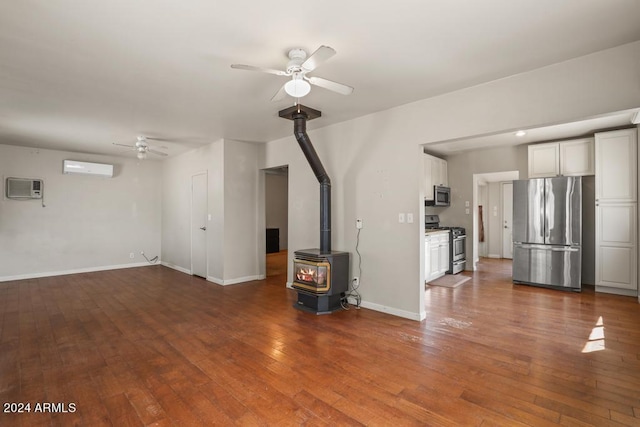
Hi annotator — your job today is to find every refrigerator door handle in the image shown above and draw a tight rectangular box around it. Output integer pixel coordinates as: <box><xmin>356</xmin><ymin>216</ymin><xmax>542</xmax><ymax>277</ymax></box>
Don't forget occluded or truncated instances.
<box><xmin>514</xmin><ymin>243</ymin><xmax>551</xmax><ymax>250</ymax></box>
<box><xmin>550</xmin><ymin>247</ymin><xmax>580</xmax><ymax>252</ymax></box>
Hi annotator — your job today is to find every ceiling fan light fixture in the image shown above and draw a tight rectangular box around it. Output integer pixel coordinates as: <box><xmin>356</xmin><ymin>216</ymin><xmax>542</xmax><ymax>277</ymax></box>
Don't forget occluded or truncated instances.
<box><xmin>137</xmin><ymin>151</ymin><xmax>147</xmax><ymax>160</ymax></box>
<box><xmin>284</xmin><ymin>79</ymin><xmax>311</xmax><ymax>98</ymax></box>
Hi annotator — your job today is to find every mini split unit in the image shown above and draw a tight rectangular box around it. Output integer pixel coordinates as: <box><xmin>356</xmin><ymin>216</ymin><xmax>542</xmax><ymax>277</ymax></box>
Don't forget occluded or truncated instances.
<box><xmin>63</xmin><ymin>160</ymin><xmax>113</xmax><ymax>177</ymax></box>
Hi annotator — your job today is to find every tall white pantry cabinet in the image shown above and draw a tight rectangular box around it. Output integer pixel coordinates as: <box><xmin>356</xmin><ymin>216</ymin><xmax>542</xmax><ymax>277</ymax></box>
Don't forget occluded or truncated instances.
<box><xmin>595</xmin><ymin>128</ymin><xmax>638</xmax><ymax>296</ymax></box>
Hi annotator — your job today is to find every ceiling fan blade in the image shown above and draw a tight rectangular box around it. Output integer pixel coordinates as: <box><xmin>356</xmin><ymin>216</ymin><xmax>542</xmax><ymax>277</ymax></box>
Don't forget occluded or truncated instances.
<box><xmin>146</xmin><ymin>142</ymin><xmax>169</xmax><ymax>149</ymax></box>
<box><xmin>271</xmin><ymin>83</ymin><xmax>288</xmax><ymax>102</ymax></box>
<box><xmin>113</xmin><ymin>143</ymin><xmax>135</xmax><ymax>148</ymax></box>
<box><xmin>231</xmin><ymin>64</ymin><xmax>288</xmax><ymax>76</ymax></box>
<box><xmin>307</xmin><ymin>76</ymin><xmax>353</xmax><ymax>95</ymax></box>
<box><xmin>301</xmin><ymin>46</ymin><xmax>336</xmax><ymax>72</ymax></box>
<box><xmin>147</xmin><ymin>149</ymin><xmax>168</xmax><ymax>157</ymax></box>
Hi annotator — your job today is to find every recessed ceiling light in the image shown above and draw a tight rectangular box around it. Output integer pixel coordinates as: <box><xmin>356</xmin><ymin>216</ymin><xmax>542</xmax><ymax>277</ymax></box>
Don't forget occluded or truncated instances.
<box><xmin>515</xmin><ymin>130</ymin><xmax>527</xmax><ymax>137</ymax></box>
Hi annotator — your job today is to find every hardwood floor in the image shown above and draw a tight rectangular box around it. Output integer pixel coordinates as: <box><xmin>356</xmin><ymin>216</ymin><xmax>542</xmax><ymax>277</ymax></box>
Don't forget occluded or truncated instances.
<box><xmin>1</xmin><ymin>256</ymin><xmax>639</xmax><ymax>426</ymax></box>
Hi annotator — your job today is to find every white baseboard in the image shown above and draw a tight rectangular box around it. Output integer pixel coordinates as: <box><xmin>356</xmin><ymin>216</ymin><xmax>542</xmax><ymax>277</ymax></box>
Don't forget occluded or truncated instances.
<box><xmin>206</xmin><ymin>274</ymin><xmax>265</xmax><ymax>286</ymax></box>
<box><xmin>207</xmin><ymin>276</ymin><xmax>223</xmax><ymax>285</ymax></box>
<box><xmin>358</xmin><ymin>300</ymin><xmax>423</xmax><ymax>321</ymax></box>
<box><xmin>595</xmin><ymin>285</ymin><xmax>637</xmax><ymax>297</ymax></box>
<box><xmin>0</xmin><ymin>262</ymin><xmax>155</xmax><ymax>283</ymax></box>
<box><xmin>161</xmin><ymin>262</ymin><xmax>191</xmax><ymax>275</ymax></box>
<box><xmin>487</xmin><ymin>254</ymin><xmax>502</xmax><ymax>259</ymax></box>
<box><xmin>286</xmin><ymin>282</ymin><xmax>293</xmax><ymax>289</ymax></box>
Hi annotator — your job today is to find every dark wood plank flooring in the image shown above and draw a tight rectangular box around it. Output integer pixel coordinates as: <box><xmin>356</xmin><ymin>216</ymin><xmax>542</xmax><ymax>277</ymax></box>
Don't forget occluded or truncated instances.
<box><xmin>1</xmin><ymin>254</ymin><xmax>639</xmax><ymax>426</ymax></box>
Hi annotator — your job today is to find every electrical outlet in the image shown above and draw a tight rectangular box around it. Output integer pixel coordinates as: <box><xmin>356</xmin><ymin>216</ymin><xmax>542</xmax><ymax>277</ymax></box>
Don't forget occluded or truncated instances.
<box><xmin>129</xmin><ymin>252</ymin><xmax>135</xmax><ymax>259</ymax></box>
<box><xmin>353</xmin><ymin>277</ymin><xmax>360</xmax><ymax>287</ymax></box>
<box><xmin>356</xmin><ymin>218</ymin><xmax>363</xmax><ymax>229</ymax></box>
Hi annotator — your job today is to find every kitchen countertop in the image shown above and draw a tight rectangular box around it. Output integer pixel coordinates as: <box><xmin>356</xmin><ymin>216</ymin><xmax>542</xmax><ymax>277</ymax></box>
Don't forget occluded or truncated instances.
<box><xmin>425</xmin><ymin>229</ymin><xmax>451</xmax><ymax>236</ymax></box>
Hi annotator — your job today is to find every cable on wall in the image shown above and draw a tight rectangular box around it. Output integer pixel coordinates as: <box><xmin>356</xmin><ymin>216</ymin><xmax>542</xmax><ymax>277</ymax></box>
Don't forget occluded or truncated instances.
<box><xmin>341</xmin><ymin>227</ymin><xmax>362</xmax><ymax>310</ymax></box>
<box><xmin>141</xmin><ymin>251</ymin><xmax>159</xmax><ymax>264</ymax></box>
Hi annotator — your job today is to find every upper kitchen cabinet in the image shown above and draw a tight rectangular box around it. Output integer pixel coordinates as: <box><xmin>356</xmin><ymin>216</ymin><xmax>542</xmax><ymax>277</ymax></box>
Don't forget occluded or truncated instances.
<box><xmin>595</xmin><ymin>128</ymin><xmax>637</xmax><ymax>202</ymax></box>
<box><xmin>424</xmin><ymin>153</ymin><xmax>448</xmax><ymax>201</ymax></box>
<box><xmin>528</xmin><ymin>138</ymin><xmax>594</xmax><ymax>178</ymax></box>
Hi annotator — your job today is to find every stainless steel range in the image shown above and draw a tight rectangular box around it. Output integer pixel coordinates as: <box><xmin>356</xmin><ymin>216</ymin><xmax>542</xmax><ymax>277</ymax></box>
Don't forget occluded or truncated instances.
<box><xmin>425</xmin><ymin>215</ymin><xmax>466</xmax><ymax>274</ymax></box>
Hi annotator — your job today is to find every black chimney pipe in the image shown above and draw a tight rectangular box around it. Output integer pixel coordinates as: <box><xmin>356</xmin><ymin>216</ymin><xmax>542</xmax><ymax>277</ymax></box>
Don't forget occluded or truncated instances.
<box><xmin>279</xmin><ymin>105</ymin><xmax>331</xmax><ymax>254</ymax></box>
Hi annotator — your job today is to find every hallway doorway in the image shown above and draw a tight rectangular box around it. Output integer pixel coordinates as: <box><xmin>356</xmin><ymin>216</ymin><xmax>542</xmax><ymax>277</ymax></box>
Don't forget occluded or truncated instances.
<box><xmin>264</xmin><ymin>166</ymin><xmax>289</xmax><ymax>278</ymax></box>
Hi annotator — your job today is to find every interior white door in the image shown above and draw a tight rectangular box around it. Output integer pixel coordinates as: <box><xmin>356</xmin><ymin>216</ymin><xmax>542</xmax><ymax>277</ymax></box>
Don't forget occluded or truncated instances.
<box><xmin>191</xmin><ymin>173</ymin><xmax>208</xmax><ymax>278</ymax></box>
<box><xmin>502</xmin><ymin>182</ymin><xmax>513</xmax><ymax>259</ymax></box>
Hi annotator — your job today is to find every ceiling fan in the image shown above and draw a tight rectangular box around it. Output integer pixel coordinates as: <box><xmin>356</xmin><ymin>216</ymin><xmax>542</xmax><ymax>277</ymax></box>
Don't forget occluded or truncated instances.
<box><xmin>113</xmin><ymin>136</ymin><xmax>168</xmax><ymax>160</ymax></box>
<box><xmin>231</xmin><ymin>45</ymin><xmax>354</xmax><ymax>101</ymax></box>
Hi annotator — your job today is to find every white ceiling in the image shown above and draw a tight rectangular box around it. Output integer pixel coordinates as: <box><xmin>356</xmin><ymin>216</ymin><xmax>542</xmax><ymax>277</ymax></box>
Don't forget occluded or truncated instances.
<box><xmin>1</xmin><ymin>1</ymin><xmax>639</xmax><ymax>159</ymax></box>
<box><xmin>425</xmin><ymin>109</ymin><xmax>640</xmax><ymax>155</ymax></box>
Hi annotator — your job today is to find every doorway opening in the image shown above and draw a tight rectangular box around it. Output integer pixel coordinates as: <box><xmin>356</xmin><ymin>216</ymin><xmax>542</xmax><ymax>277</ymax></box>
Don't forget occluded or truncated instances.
<box><xmin>473</xmin><ymin>171</ymin><xmax>519</xmax><ymax>270</ymax></box>
<box><xmin>264</xmin><ymin>166</ymin><xmax>289</xmax><ymax>280</ymax></box>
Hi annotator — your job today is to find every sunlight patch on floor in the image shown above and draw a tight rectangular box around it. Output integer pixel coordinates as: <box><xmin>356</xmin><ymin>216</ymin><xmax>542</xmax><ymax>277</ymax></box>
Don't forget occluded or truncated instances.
<box><xmin>582</xmin><ymin>316</ymin><xmax>605</xmax><ymax>353</ymax></box>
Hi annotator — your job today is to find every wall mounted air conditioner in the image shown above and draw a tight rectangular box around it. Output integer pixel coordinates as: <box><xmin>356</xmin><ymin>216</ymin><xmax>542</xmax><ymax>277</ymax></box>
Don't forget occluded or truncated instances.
<box><xmin>6</xmin><ymin>177</ymin><xmax>43</xmax><ymax>199</ymax></box>
<box><xmin>63</xmin><ymin>160</ymin><xmax>114</xmax><ymax>177</ymax></box>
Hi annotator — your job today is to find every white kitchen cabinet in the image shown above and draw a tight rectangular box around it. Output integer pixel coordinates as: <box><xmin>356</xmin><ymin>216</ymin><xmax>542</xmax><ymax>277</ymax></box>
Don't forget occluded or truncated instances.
<box><xmin>429</xmin><ymin>239</ymin><xmax>440</xmax><ymax>279</ymax></box>
<box><xmin>595</xmin><ymin>129</ymin><xmax>637</xmax><ymax>202</ymax></box>
<box><xmin>528</xmin><ymin>138</ymin><xmax>594</xmax><ymax>178</ymax></box>
<box><xmin>560</xmin><ymin>138</ymin><xmax>595</xmax><ymax>176</ymax></box>
<box><xmin>424</xmin><ymin>231</ymin><xmax>450</xmax><ymax>282</ymax></box>
<box><xmin>424</xmin><ymin>153</ymin><xmax>448</xmax><ymax>201</ymax></box>
<box><xmin>431</xmin><ymin>156</ymin><xmax>448</xmax><ymax>187</ymax></box>
<box><xmin>528</xmin><ymin>143</ymin><xmax>559</xmax><ymax>178</ymax></box>
<box><xmin>424</xmin><ymin>237</ymin><xmax>431</xmax><ymax>280</ymax></box>
<box><xmin>439</xmin><ymin>234</ymin><xmax>450</xmax><ymax>274</ymax></box>
<box><xmin>595</xmin><ymin>204</ymin><xmax>637</xmax><ymax>292</ymax></box>
<box><xmin>595</xmin><ymin>128</ymin><xmax>638</xmax><ymax>296</ymax></box>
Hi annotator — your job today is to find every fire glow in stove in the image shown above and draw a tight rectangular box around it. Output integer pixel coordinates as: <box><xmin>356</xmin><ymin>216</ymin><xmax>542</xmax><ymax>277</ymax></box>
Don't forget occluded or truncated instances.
<box><xmin>292</xmin><ymin>249</ymin><xmax>349</xmax><ymax>314</ymax></box>
<box><xmin>280</xmin><ymin>104</ymin><xmax>350</xmax><ymax>314</ymax></box>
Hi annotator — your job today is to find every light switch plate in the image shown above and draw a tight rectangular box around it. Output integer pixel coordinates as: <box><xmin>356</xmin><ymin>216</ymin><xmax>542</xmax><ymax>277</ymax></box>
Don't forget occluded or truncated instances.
<box><xmin>407</xmin><ymin>213</ymin><xmax>414</xmax><ymax>223</ymax></box>
<box><xmin>399</xmin><ymin>213</ymin><xmax>405</xmax><ymax>223</ymax></box>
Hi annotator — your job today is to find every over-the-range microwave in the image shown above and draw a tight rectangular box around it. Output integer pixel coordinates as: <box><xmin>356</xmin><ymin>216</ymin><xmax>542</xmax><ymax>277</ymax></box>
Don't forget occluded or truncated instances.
<box><xmin>426</xmin><ymin>185</ymin><xmax>451</xmax><ymax>207</ymax></box>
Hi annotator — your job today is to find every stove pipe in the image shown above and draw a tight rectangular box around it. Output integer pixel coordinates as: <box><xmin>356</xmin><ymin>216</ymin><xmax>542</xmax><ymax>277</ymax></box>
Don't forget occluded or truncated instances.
<box><xmin>291</xmin><ymin>110</ymin><xmax>331</xmax><ymax>254</ymax></box>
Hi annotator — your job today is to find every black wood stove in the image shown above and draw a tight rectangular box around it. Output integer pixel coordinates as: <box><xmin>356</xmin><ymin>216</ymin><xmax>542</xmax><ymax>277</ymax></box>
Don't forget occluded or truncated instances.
<box><xmin>280</xmin><ymin>105</ymin><xmax>350</xmax><ymax>314</ymax></box>
<box><xmin>292</xmin><ymin>249</ymin><xmax>349</xmax><ymax>314</ymax></box>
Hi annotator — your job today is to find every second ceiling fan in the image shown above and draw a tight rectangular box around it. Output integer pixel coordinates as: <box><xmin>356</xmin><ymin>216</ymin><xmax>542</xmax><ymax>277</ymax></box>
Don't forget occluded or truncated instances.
<box><xmin>113</xmin><ymin>136</ymin><xmax>168</xmax><ymax>160</ymax></box>
<box><xmin>231</xmin><ymin>45</ymin><xmax>354</xmax><ymax>101</ymax></box>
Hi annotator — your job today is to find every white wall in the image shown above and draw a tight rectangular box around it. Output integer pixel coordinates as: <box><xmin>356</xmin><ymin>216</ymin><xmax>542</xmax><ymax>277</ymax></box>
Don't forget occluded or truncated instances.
<box><xmin>260</xmin><ymin>41</ymin><xmax>640</xmax><ymax>321</ymax></box>
<box><xmin>0</xmin><ymin>144</ymin><xmax>162</xmax><ymax>280</ymax></box>
<box><xmin>265</xmin><ymin>172</ymin><xmax>288</xmax><ymax>251</ymax></box>
<box><xmin>222</xmin><ymin>140</ymin><xmax>260</xmax><ymax>283</ymax></box>
<box><xmin>161</xmin><ymin>139</ymin><xmax>260</xmax><ymax>285</ymax></box>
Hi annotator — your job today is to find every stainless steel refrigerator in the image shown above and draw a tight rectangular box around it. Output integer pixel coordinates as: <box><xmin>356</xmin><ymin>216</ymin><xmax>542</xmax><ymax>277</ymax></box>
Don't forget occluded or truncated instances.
<box><xmin>512</xmin><ymin>176</ymin><xmax>582</xmax><ymax>291</ymax></box>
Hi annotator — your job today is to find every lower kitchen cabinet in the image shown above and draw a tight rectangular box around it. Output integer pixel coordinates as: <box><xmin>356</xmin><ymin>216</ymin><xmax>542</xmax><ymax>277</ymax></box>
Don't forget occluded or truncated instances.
<box><xmin>595</xmin><ymin>203</ymin><xmax>637</xmax><ymax>294</ymax></box>
<box><xmin>425</xmin><ymin>231</ymin><xmax>450</xmax><ymax>282</ymax></box>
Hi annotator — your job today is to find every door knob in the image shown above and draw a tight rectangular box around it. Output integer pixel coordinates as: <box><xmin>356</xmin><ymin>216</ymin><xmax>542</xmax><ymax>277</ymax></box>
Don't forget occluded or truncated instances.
<box><xmin>200</xmin><ymin>226</ymin><xmax>207</xmax><ymax>231</ymax></box>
